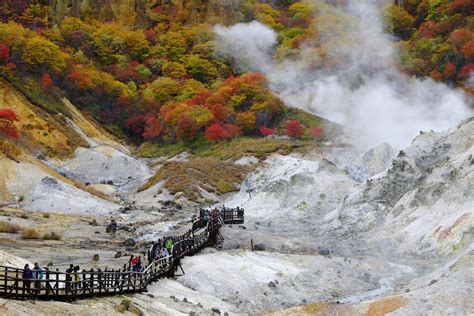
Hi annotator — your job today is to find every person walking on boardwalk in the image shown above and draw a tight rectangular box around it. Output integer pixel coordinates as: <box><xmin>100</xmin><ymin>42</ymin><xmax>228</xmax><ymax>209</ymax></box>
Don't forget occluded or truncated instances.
<box><xmin>33</xmin><ymin>262</ymin><xmax>44</xmax><ymax>293</ymax></box>
<box><xmin>65</xmin><ymin>264</ymin><xmax>74</xmax><ymax>291</ymax></box>
<box><xmin>22</xmin><ymin>264</ymin><xmax>33</xmax><ymax>294</ymax></box>
<box><xmin>160</xmin><ymin>246</ymin><xmax>169</xmax><ymax>260</ymax></box>
<box><xmin>130</xmin><ymin>255</ymin><xmax>138</xmax><ymax>271</ymax></box>
<box><xmin>165</xmin><ymin>238</ymin><xmax>174</xmax><ymax>254</ymax></box>
<box><xmin>134</xmin><ymin>256</ymin><xmax>142</xmax><ymax>272</ymax></box>
<box><xmin>73</xmin><ymin>266</ymin><xmax>81</xmax><ymax>290</ymax></box>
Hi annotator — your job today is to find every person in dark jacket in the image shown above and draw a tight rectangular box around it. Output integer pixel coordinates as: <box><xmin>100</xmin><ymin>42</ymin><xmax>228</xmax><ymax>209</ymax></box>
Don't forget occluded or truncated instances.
<box><xmin>65</xmin><ymin>264</ymin><xmax>74</xmax><ymax>291</ymax></box>
<box><xmin>134</xmin><ymin>256</ymin><xmax>142</xmax><ymax>272</ymax></box>
<box><xmin>22</xmin><ymin>264</ymin><xmax>33</xmax><ymax>293</ymax></box>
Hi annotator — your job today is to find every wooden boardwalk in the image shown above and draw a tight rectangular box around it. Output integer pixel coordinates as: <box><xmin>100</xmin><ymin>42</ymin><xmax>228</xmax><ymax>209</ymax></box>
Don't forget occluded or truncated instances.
<box><xmin>0</xmin><ymin>208</ymin><xmax>244</xmax><ymax>301</ymax></box>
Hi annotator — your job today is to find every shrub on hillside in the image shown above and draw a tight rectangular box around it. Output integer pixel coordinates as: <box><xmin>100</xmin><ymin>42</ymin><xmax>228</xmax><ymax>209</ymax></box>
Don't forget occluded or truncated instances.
<box><xmin>0</xmin><ymin>221</ymin><xmax>21</xmax><ymax>234</ymax></box>
<box><xmin>0</xmin><ymin>108</ymin><xmax>20</xmax><ymax>140</ymax></box>
<box><xmin>22</xmin><ymin>228</ymin><xmax>39</xmax><ymax>239</ymax></box>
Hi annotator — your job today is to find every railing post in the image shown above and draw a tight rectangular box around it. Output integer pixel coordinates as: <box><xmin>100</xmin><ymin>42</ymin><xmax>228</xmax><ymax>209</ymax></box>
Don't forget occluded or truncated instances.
<box><xmin>102</xmin><ymin>267</ymin><xmax>109</xmax><ymax>293</ymax></box>
<box><xmin>3</xmin><ymin>267</ymin><xmax>6</xmax><ymax>294</ymax></box>
<box><xmin>98</xmin><ymin>269</ymin><xmax>102</xmax><ymax>295</ymax></box>
<box><xmin>55</xmin><ymin>269</ymin><xmax>59</xmax><ymax>297</ymax></box>
<box><xmin>17</xmin><ymin>269</ymin><xmax>22</xmax><ymax>298</ymax></box>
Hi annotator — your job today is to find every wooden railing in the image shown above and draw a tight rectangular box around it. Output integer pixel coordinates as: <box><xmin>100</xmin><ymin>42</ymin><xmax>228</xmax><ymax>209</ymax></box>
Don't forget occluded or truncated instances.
<box><xmin>222</xmin><ymin>208</ymin><xmax>244</xmax><ymax>224</ymax></box>
<box><xmin>0</xmin><ymin>207</ymin><xmax>244</xmax><ymax>301</ymax></box>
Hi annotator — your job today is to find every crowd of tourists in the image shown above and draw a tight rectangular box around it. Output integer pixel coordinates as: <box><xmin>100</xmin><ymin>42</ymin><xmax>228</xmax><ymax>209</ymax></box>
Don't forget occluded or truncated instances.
<box><xmin>147</xmin><ymin>236</ymin><xmax>175</xmax><ymax>264</ymax></box>
<box><xmin>22</xmin><ymin>262</ymin><xmax>83</xmax><ymax>292</ymax></box>
<box><xmin>19</xmin><ymin>205</ymin><xmax>243</xmax><ymax>295</ymax></box>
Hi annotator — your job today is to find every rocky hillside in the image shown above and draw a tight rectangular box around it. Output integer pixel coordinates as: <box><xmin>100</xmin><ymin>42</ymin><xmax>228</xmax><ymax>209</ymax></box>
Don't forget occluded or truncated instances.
<box><xmin>0</xmin><ymin>79</ymin><xmax>153</xmax><ymax>213</ymax></box>
<box><xmin>215</xmin><ymin>117</ymin><xmax>473</xmax><ymax>314</ymax></box>
<box><xmin>49</xmin><ymin>0</ymin><xmax>244</xmax><ymax>27</ymax></box>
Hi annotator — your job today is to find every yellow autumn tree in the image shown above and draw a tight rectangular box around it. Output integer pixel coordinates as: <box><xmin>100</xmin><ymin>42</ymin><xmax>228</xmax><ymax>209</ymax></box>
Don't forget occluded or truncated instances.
<box><xmin>21</xmin><ymin>36</ymin><xmax>66</xmax><ymax>73</ymax></box>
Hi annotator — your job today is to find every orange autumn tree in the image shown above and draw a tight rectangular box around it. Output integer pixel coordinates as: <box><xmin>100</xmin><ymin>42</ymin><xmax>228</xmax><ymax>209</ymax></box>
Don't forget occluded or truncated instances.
<box><xmin>0</xmin><ymin>108</ymin><xmax>20</xmax><ymax>140</ymax></box>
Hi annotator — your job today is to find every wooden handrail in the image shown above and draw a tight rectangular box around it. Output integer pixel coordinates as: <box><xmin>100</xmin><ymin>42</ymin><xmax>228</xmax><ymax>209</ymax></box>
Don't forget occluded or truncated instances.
<box><xmin>0</xmin><ymin>208</ymin><xmax>244</xmax><ymax>301</ymax></box>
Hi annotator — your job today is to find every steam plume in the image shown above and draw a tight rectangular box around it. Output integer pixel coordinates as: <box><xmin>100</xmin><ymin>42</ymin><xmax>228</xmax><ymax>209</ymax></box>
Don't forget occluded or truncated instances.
<box><xmin>214</xmin><ymin>0</ymin><xmax>473</xmax><ymax>149</ymax></box>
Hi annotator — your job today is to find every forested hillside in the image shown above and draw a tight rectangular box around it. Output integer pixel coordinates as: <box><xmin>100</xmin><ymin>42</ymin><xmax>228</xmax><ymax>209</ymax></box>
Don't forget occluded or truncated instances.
<box><xmin>0</xmin><ymin>0</ymin><xmax>472</xmax><ymax>152</ymax></box>
<box><xmin>387</xmin><ymin>0</ymin><xmax>473</xmax><ymax>90</ymax></box>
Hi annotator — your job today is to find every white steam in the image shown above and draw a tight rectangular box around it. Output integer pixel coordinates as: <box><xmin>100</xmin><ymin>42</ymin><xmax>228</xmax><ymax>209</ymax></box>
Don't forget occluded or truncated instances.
<box><xmin>214</xmin><ymin>0</ymin><xmax>473</xmax><ymax>149</ymax></box>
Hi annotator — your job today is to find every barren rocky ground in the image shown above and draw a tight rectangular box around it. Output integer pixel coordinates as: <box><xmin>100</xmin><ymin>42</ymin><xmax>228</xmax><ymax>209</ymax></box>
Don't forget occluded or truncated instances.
<box><xmin>1</xmin><ymin>116</ymin><xmax>472</xmax><ymax>315</ymax></box>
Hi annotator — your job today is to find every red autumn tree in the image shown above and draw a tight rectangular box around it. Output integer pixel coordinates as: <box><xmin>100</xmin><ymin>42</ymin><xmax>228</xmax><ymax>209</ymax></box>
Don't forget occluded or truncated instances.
<box><xmin>449</xmin><ymin>0</ymin><xmax>472</xmax><ymax>14</ymax></box>
<box><xmin>125</xmin><ymin>114</ymin><xmax>145</xmax><ymax>136</ymax></box>
<box><xmin>458</xmin><ymin>64</ymin><xmax>474</xmax><ymax>80</ymax></box>
<box><xmin>186</xmin><ymin>91</ymin><xmax>212</xmax><ymax>106</ymax></box>
<box><xmin>449</xmin><ymin>29</ymin><xmax>471</xmax><ymax>49</ymax></box>
<box><xmin>463</xmin><ymin>40</ymin><xmax>474</xmax><ymax>59</ymax></box>
<box><xmin>260</xmin><ymin>126</ymin><xmax>276</xmax><ymax>139</ymax></box>
<box><xmin>208</xmin><ymin>104</ymin><xmax>231</xmax><ymax>123</ymax></box>
<box><xmin>224</xmin><ymin>124</ymin><xmax>241</xmax><ymax>139</ymax></box>
<box><xmin>144</xmin><ymin>29</ymin><xmax>157</xmax><ymax>44</ymax></box>
<box><xmin>417</xmin><ymin>21</ymin><xmax>439</xmax><ymax>38</ymax></box>
<box><xmin>41</xmin><ymin>73</ymin><xmax>53</xmax><ymax>91</ymax></box>
<box><xmin>0</xmin><ymin>108</ymin><xmax>20</xmax><ymax>140</ymax></box>
<box><xmin>0</xmin><ymin>44</ymin><xmax>9</xmax><ymax>63</ymax></box>
<box><xmin>205</xmin><ymin>123</ymin><xmax>227</xmax><ymax>142</ymax></box>
<box><xmin>142</xmin><ymin>115</ymin><xmax>162</xmax><ymax>140</ymax></box>
<box><xmin>176</xmin><ymin>113</ymin><xmax>198</xmax><ymax>141</ymax></box>
<box><xmin>443</xmin><ymin>63</ymin><xmax>456</xmax><ymax>79</ymax></box>
<box><xmin>285</xmin><ymin>120</ymin><xmax>304</xmax><ymax>138</ymax></box>
<box><xmin>67</xmin><ymin>69</ymin><xmax>93</xmax><ymax>90</ymax></box>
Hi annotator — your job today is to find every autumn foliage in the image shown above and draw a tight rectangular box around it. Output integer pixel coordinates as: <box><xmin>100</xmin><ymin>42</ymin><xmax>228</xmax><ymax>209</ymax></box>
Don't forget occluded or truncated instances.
<box><xmin>260</xmin><ymin>126</ymin><xmax>276</xmax><ymax>137</ymax></box>
<box><xmin>389</xmin><ymin>1</ymin><xmax>474</xmax><ymax>83</ymax></box>
<box><xmin>0</xmin><ymin>108</ymin><xmax>20</xmax><ymax>140</ymax></box>
<box><xmin>142</xmin><ymin>115</ymin><xmax>162</xmax><ymax>140</ymax></box>
<box><xmin>309</xmin><ymin>127</ymin><xmax>324</xmax><ymax>140</ymax></box>
<box><xmin>0</xmin><ymin>0</ymin><xmax>469</xmax><ymax>150</ymax></box>
<box><xmin>285</xmin><ymin>120</ymin><xmax>304</xmax><ymax>138</ymax></box>
<box><xmin>0</xmin><ymin>43</ymin><xmax>9</xmax><ymax>62</ymax></box>
<box><xmin>205</xmin><ymin>123</ymin><xmax>241</xmax><ymax>142</ymax></box>
<box><xmin>41</xmin><ymin>73</ymin><xmax>53</xmax><ymax>90</ymax></box>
